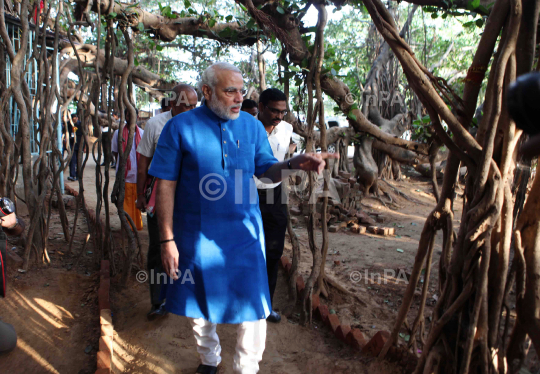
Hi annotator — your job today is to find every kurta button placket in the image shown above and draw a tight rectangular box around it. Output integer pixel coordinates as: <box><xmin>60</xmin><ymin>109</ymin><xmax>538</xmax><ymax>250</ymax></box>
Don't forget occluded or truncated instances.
<box><xmin>221</xmin><ymin>122</ymin><xmax>230</xmax><ymax>176</ymax></box>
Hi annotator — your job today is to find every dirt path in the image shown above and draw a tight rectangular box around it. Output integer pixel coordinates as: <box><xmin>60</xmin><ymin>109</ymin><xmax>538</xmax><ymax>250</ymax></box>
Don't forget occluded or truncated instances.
<box><xmin>0</xmin><ymin>149</ymin><xmax>455</xmax><ymax>373</ymax></box>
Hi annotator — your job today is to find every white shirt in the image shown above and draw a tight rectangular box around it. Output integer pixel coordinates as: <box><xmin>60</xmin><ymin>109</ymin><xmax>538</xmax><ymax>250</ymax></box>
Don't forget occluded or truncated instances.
<box><xmin>111</xmin><ymin>127</ymin><xmax>144</xmax><ymax>184</ymax></box>
<box><xmin>254</xmin><ymin>117</ymin><xmax>294</xmax><ymax>189</ymax></box>
<box><xmin>137</xmin><ymin>110</ymin><xmax>172</xmax><ymax>158</ymax></box>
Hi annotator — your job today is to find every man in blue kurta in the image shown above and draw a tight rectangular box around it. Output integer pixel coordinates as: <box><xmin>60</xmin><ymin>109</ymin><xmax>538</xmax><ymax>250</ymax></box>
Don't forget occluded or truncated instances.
<box><xmin>149</xmin><ymin>62</ymin><xmax>337</xmax><ymax>374</ymax></box>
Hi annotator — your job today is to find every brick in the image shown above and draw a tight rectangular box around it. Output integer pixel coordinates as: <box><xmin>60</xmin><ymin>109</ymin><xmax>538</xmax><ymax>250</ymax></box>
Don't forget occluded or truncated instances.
<box><xmin>280</xmin><ymin>256</ymin><xmax>290</xmax><ymax>269</ymax></box>
<box><xmin>100</xmin><ymin>260</ymin><xmax>110</xmax><ymax>278</ymax></box>
<box><xmin>356</xmin><ymin>211</ymin><xmax>377</xmax><ymax>225</ymax></box>
<box><xmin>98</xmin><ymin>285</ymin><xmax>110</xmax><ymax>311</ymax></box>
<box><xmin>339</xmin><ymin>221</ymin><xmax>347</xmax><ymax>229</ymax></box>
<box><xmin>317</xmin><ymin>304</ymin><xmax>330</xmax><ymax>323</ymax></box>
<box><xmin>97</xmin><ymin>350</ymin><xmax>111</xmax><ymax>369</ymax></box>
<box><xmin>376</xmin><ymin>215</ymin><xmax>386</xmax><ymax>223</ymax></box>
<box><xmin>296</xmin><ymin>276</ymin><xmax>305</xmax><ymax>294</ymax></box>
<box><xmin>387</xmin><ymin>227</ymin><xmax>395</xmax><ymax>235</ymax></box>
<box><xmin>327</xmin><ymin>314</ymin><xmax>340</xmax><ymax>332</ymax></box>
<box><xmin>311</xmin><ymin>294</ymin><xmax>320</xmax><ymax>311</ymax></box>
<box><xmin>328</xmin><ymin>225</ymin><xmax>339</xmax><ymax>233</ymax></box>
<box><xmin>358</xmin><ymin>226</ymin><xmax>367</xmax><ymax>234</ymax></box>
<box><xmin>100</xmin><ymin>309</ymin><xmax>112</xmax><ymax>325</ymax></box>
<box><xmin>378</xmin><ymin>227</ymin><xmax>390</xmax><ymax>236</ymax></box>
<box><xmin>101</xmin><ymin>323</ymin><xmax>114</xmax><ymax>337</ymax></box>
<box><xmin>95</xmin><ymin>369</ymin><xmax>111</xmax><ymax>374</ymax></box>
<box><xmin>367</xmin><ymin>226</ymin><xmax>379</xmax><ymax>234</ymax></box>
<box><xmin>362</xmin><ymin>331</ymin><xmax>390</xmax><ymax>356</ymax></box>
<box><xmin>346</xmin><ymin>328</ymin><xmax>368</xmax><ymax>350</ymax></box>
<box><xmin>99</xmin><ymin>336</ymin><xmax>113</xmax><ymax>353</ymax></box>
<box><xmin>351</xmin><ymin>224</ymin><xmax>360</xmax><ymax>233</ymax></box>
<box><xmin>335</xmin><ymin>324</ymin><xmax>351</xmax><ymax>342</ymax></box>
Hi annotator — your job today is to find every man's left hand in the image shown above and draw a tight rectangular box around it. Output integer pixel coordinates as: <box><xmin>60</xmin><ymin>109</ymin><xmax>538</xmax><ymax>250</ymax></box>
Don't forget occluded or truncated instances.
<box><xmin>290</xmin><ymin>152</ymin><xmax>340</xmax><ymax>174</ymax></box>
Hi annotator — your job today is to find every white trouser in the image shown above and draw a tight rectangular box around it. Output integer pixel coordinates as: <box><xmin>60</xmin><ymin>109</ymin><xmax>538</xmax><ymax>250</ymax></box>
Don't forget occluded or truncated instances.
<box><xmin>189</xmin><ymin>317</ymin><xmax>267</xmax><ymax>374</ymax></box>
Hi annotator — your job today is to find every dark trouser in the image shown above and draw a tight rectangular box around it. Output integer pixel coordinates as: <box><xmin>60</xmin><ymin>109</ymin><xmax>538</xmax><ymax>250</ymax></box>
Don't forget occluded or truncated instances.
<box><xmin>258</xmin><ymin>185</ymin><xmax>288</xmax><ymax>307</ymax></box>
<box><xmin>69</xmin><ymin>147</ymin><xmax>78</xmax><ymax>178</ymax></box>
<box><xmin>147</xmin><ymin>213</ymin><xmax>165</xmax><ymax>307</ymax></box>
<box><xmin>102</xmin><ymin>132</ymin><xmax>111</xmax><ymax>164</ymax></box>
<box><xmin>0</xmin><ymin>320</ymin><xmax>17</xmax><ymax>354</ymax></box>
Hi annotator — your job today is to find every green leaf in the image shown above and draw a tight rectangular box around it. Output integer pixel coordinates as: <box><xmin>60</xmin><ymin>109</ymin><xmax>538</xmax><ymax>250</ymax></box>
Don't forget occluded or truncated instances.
<box><xmin>431</xmin><ymin>13</ymin><xmax>438</xmax><ymax>19</ymax></box>
<box><xmin>208</xmin><ymin>18</ymin><xmax>216</xmax><ymax>28</ymax></box>
<box><xmin>109</xmin><ymin>12</ymin><xmax>117</xmax><ymax>18</ymax></box>
<box><xmin>476</xmin><ymin>18</ymin><xmax>484</xmax><ymax>27</ymax></box>
<box><xmin>226</xmin><ymin>15</ymin><xmax>233</xmax><ymax>22</ymax></box>
<box><xmin>422</xmin><ymin>115</ymin><xmax>431</xmax><ymax>124</ymax></box>
<box><xmin>183</xmin><ymin>0</ymin><xmax>191</xmax><ymax>8</ymax></box>
<box><xmin>293</xmin><ymin>105</ymin><xmax>299</xmax><ymax>111</ymax></box>
<box><xmin>471</xmin><ymin>0</ymin><xmax>480</xmax><ymax>8</ymax></box>
<box><xmin>137</xmin><ymin>22</ymin><xmax>144</xmax><ymax>32</ymax></box>
<box><xmin>347</xmin><ymin>113</ymin><xmax>357</xmax><ymax>121</ymax></box>
<box><xmin>134</xmin><ymin>57</ymin><xmax>139</xmax><ymax>66</ymax></box>
<box><xmin>156</xmin><ymin>45</ymin><xmax>163</xmax><ymax>51</ymax></box>
<box><xmin>288</xmin><ymin>65</ymin><xmax>301</xmax><ymax>72</ymax></box>
<box><xmin>276</xmin><ymin>6</ymin><xmax>285</xmax><ymax>14</ymax></box>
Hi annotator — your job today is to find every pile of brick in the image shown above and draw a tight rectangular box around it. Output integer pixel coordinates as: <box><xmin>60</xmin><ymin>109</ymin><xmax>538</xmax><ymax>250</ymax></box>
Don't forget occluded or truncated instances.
<box><xmin>280</xmin><ymin>256</ymin><xmax>418</xmax><ymax>372</ymax></box>
<box><xmin>289</xmin><ymin>172</ymin><xmax>395</xmax><ymax>236</ymax></box>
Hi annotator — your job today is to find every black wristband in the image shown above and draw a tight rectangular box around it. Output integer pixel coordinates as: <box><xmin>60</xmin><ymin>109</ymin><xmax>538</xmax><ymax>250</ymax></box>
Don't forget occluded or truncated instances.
<box><xmin>287</xmin><ymin>159</ymin><xmax>293</xmax><ymax>169</ymax></box>
<box><xmin>160</xmin><ymin>238</ymin><xmax>175</xmax><ymax>244</ymax></box>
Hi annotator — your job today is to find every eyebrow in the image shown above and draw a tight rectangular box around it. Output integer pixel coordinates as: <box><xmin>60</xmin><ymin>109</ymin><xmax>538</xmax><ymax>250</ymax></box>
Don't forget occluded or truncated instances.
<box><xmin>224</xmin><ymin>86</ymin><xmax>243</xmax><ymax>90</ymax></box>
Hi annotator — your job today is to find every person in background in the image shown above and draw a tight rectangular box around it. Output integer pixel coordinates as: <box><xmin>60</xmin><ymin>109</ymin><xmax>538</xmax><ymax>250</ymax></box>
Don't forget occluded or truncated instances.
<box><xmin>136</xmin><ymin>84</ymin><xmax>198</xmax><ymax>321</ymax></box>
<box><xmin>67</xmin><ymin>113</ymin><xmax>83</xmax><ymax>182</ymax></box>
<box><xmin>161</xmin><ymin>97</ymin><xmax>172</xmax><ymax>113</ymax></box>
<box><xmin>0</xmin><ymin>205</ymin><xmax>25</xmax><ymax>355</ymax></box>
<box><xmin>253</xmin><ymin>88</ymin><xmax>293</xmax><ymax>323</ymax></box>
<box><xmin>100</xmin><ymin>110</ymin><xmax>112</xmax><ymax>167</ymax></box>
<box><xmin>111</xmin><ymin>108</ymin><xmax>144</xmax><ymax>231</ymax></box>
<box><xmin>241</xmin><ymin>99</ymin><xmax>258</xmax><ymax>117</ymax></box>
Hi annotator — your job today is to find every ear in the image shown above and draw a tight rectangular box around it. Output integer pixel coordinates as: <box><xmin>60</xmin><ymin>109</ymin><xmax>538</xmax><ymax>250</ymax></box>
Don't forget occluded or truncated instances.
<box><xmin>258</xmin><ymin>102</ymin><xmax>265</xmax><ymax>114</ymax></box>
<box><xmin>202</xmin><ymin>84</ymin><xmax>212</xmax><ymax>100</ymax></box>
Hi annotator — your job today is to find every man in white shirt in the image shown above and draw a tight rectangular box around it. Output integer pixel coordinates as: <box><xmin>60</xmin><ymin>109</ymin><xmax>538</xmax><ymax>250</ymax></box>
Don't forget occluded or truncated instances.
<box><xmin>254</xmin><ymin>88</ymin><xmax>294</xmax><ymax>323</ymax></box>
<box><xmin>111</xmin><ymin>109</ymin><xmax>144</xmax><ymax>231</ymax></box>
<box><xmin>136</xmin><ymin>84</ymin><xmax>198</xmax><ymax>320</ymax></box>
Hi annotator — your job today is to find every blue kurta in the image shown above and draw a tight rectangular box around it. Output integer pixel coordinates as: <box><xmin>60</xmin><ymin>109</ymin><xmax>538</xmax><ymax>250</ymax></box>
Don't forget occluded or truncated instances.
<box><xmin>149</xmin><ymin>105</ymin><xmax>278</xmax><ymax>324</ymax></box>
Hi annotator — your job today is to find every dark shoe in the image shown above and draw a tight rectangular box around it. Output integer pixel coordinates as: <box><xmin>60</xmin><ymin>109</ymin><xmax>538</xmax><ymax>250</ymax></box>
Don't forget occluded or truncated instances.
<box><xmin>110</xmin><ymin>162</ymin><xmax>116</xmax><ymax>168</ymax></box>
<box><xmin>147</xmin><ymin>302</ymin><xmax>169</xmax><ymax>321</ymax></box>
<box><xmin>267</xmin><ymin>310</ymin><xmax>281</xmax><ymax>323</ymax></box>
<box><xmin>67</xmin><ymin>176</ymin><xmax>77</xmax><ymax>181</ymax></box>
<box><xmin>195</xmin><ymin>364</ymin><xmax>218</xmax><ymax>374</ymax></box>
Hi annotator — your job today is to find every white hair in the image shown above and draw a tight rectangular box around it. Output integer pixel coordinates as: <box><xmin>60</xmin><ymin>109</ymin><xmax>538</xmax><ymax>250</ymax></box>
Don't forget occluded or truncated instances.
<box><xmin>197</xmin><ymin>62</ymin><xmax>242</xmax><ymax>92</ymax></box>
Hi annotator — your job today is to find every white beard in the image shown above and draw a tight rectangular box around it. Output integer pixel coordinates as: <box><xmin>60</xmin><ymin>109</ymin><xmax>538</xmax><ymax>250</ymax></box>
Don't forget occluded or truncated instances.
<box><xmin>208</xmin><ymin>98</ymin><xmax>241</xmax><ymax>120</ymax></box>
